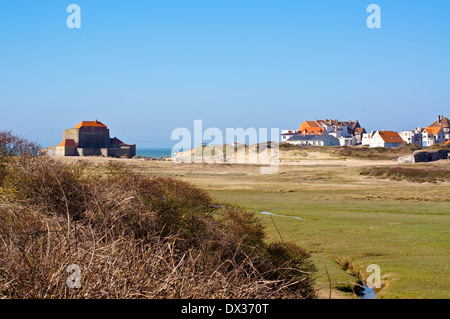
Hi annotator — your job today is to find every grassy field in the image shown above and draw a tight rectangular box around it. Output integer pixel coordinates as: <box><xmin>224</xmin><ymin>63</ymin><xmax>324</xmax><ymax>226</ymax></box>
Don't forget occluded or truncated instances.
<box><xmin>56</xmin><ymin>147</ymin><xmax>450</xmax><ymax>299</ymax></box>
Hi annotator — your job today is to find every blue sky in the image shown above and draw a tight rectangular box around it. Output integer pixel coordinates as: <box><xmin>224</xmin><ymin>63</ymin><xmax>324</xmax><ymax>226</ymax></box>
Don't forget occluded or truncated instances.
<box><xmin>0</xmin><ymin>0</ymin><xmax>449</xmax><ymax>148</ymax></box>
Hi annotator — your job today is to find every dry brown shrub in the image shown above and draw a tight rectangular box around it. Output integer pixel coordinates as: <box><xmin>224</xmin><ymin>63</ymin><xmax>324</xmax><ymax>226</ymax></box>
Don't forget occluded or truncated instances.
<box><xmin>0</xmin><ymin>155</ymin><xmax>317</xmax><ymax>299</ymax></box>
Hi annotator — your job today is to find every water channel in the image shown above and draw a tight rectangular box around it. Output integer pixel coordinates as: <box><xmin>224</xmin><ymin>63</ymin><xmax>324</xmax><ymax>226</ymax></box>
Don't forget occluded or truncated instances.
<box><xmin>258</xmin><ymin>211</ymin><xmax>377</xmax><ymax>299</ymax></box>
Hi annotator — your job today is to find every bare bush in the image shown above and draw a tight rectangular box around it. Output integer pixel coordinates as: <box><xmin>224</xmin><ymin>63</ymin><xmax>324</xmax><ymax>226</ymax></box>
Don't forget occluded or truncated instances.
<box><xmin>0</xmin><ymin>130</ymin><xmax>40</xmax><ymax>162</ymax></box>
<box><xmin>0</xmin><ymin>154</ymin><xmax>317</xmax><ymax>299</ymax></box>
<box><xmin>0</xmin><ymin>131</ymin><xmax>39</xmax><ymax>185</ymax></box>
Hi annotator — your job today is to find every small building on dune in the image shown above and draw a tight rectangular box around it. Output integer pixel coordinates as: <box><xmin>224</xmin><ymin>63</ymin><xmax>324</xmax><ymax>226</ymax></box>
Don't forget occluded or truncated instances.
<box><xmin>47</xmin><ymin>120</ymin><xmax>136</xmax><ymax>158</ymax></box>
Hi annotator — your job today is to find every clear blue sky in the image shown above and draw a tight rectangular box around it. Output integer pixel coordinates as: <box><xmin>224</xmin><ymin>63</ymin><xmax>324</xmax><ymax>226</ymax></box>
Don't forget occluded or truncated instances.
<box><xmin>1</xmin><ymin>0</ymin><xmax>449</xmax><ymax>148</ymax></box>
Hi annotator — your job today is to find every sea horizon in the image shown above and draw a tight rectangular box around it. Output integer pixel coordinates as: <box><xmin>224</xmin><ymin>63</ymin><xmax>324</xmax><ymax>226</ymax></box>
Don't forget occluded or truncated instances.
<box><xmin>136</xmin><ymin>147</ymin><xmax>174</xmax><ymax>158</ymax></box>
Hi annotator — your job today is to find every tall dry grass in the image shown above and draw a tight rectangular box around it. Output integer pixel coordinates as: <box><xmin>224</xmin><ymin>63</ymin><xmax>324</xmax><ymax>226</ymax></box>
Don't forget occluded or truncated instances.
<box><xmin>360</xmin><ymin>165</ymin><xmax>450</xmax><ymax>183</ymax></box>
<box><xmin>0</xmin><ymin>154</ymin><xmax>317</xmax><ymax>299</ymax></box>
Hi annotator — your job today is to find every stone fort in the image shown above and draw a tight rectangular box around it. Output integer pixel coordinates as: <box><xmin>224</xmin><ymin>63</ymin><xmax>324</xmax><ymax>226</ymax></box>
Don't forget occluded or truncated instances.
<box><xmin>47</xmin><ymin>120</ymin><xmax>136</xmax><ymax>158</ymax></box>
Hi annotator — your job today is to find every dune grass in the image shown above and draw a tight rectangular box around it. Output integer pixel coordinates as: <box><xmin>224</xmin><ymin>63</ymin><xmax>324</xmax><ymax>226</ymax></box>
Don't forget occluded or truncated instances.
<box><xmin>361</xmin><ymin>166</ymin><xmax>450</xmax><ymax>183</ymax></box>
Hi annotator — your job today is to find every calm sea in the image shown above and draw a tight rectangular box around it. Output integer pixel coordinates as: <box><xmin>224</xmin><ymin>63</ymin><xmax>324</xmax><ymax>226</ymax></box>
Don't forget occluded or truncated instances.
<box><xmin>136</xmin><ymin>148</ymin><xmax>174</xmax><ymax>158</ymax></box>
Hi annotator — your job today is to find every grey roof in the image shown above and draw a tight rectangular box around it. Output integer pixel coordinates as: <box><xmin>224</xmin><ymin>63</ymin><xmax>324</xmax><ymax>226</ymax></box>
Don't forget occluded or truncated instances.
<box><xmin>287</xmin><ymin>134</ymin><xmax>316</xmax><ymax>141</ymax></box>
<box><xmin>287</xmin><ymin>132</ymin><xmax>338</xmax><ymax>142</ymax></box>
<box><xmin>311</xmin><ymin>135</ymin><xmax>330</xmax><ymax>141</ymax></box>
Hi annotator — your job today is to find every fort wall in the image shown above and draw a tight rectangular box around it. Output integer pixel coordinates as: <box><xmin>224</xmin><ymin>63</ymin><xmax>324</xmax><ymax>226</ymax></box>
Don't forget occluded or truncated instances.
<box><xmin>63</xmin><ymin>128</ymin><xmax>81</xmax><ymax>145</ymax></box>
<box><xmin>50</xmin><ymin>121</ymin><xmax>136</xmax><ymax>158</ymax></box>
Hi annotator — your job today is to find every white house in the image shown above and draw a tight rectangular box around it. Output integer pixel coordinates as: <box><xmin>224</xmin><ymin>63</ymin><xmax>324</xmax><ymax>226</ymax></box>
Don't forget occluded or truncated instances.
<box><xmin>316</xmin><ymin>120</ymin><xmax>351</xmax><ymax>138</ymax></box>
<box><xmin>362</xmin><ymin>131</ymin><xmax>375</xmax><ymax>146</ymax></box>
<box><xmin>368</xmin><ymin>131</ymin><xmax>404</xmax><ymax>148</ymax></box>
<box><xmin>338</xmin><ymin>136</ymin><xmax>358</xmax><ymax>146</ymax></box>
<box><xmin>422</xmin><ymin>127</ymin><xmax>445</xmax><ymax>147</ymax></box>
<box><xmin>400</xmin><ymin>130</ymin><xmax>422</xmax><ymax>146</ymax></box>
<box><xmin>287</xmin><ymin>132</ymin><xmax>340</xmax><ymax>146</ymax></box>
<box><xmin>426</xmin><ymin>115</ymin><xmax>450</xmax><ymax>140</ymax></box>
<box><xmin>281</xmin><ymin>130</ymin><xmax>298</xmax><ymax>142</ymax></box>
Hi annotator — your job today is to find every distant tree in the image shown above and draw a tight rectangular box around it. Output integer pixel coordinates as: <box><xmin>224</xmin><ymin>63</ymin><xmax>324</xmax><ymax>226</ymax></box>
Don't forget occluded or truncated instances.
<box><xmin>0</xmin><ymin>130</ymin><xmax>40</xmax><ymax>165</ymax></box>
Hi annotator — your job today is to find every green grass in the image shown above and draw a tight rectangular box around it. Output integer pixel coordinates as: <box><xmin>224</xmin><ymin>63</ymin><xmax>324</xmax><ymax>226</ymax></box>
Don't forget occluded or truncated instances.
<box><xmin>208</xmin><ymin>190</ymin><xmax>450</xmax><ymax>299</ymax></box>
<box><xmin>308</xmin><ymin>253</ymin><xmax>362</xmax><ymax>298</ymax></box>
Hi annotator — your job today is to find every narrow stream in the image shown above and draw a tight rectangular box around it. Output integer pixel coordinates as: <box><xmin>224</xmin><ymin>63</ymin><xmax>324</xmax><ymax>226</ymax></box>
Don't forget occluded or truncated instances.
<box><xmin>258</xmin><ymin>211</ymin><xmax>377</xmax><ymax>299</ymax></box>
<box><xmin>259</xmin><ymin>211</ymin><xmax>304</xmax><ymax>220</ymax></box>
<box><xmin>360</xmin><ymin>281</ymin><xmax>377</xmax><ymax>299</ymax></box>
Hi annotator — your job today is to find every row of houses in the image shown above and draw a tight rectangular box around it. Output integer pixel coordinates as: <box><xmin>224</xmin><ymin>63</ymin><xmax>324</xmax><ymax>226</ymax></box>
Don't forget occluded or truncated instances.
<box><xmin>282</xmin><ymin>115</ymin><xmax>450</xmax><ymax>148</ymax></box>
<box><xmin>281</xmin><ymin>119</ymin><xmax>366</xmax><ymax>147</ymax></box>
<box><xmin>397</xmin><ymin>115</ymin><xmax>450</xmax><ymax>147</ymax></box>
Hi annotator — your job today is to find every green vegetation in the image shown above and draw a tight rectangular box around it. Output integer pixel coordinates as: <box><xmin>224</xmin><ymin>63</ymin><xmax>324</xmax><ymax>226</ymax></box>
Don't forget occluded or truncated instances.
<box><xmin>207</xmin><ymin>181</ymin><xmax>450</xmax><ymax>299</ymax></box>
<box><xmin>155</xmin><ymin>144</ymin><xmax>450</xmax><ymax>298</ymax></box>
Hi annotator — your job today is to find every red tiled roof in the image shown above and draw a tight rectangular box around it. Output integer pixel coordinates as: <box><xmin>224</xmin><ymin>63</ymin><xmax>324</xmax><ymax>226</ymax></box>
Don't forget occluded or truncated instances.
<box><xmin>424</xmin><ymin>127</ymin><xmax>442</xmax><ymax>135</ymax></box>
<box><xmin>445</xmin><ymin>139</ymin><xmax>450</xmax><ymax>146</ymax></box>
<box><xmin>378</xmin><ymin>131</ymin><xmax>404</xmax><ymax>143</ymax></box>
<box><xmin>355</xmin><ymin>127</ymin><xmax>366</xmax><ymax>135</ymax></box>
<box><xmin>111</xmin><ymin>137</ymin><xmax>125</xmax><ymax>146</ymax></box>
<box><xmin>58</xmin><ymin>139</ymin><xmax>78</xmax><ymax>147</ymax></box>
<box><xmin>442</xmin><ymin>117</ymin><xmax>450</xmax><ymax>128</ymax></box>
<box><xmin>74</xmin><ymin>120</ymin><xmax>107</xmax><ymax>128</ymax></box>
<box><xmin>304</xmin><ymin>121</ymin><xmax>319</xmax><ymax>127</ymax></box>
<box><xmin>298</xmin><ymin>121</ymin><xmax>324</xmax><ymax>135</ymax></box>
<box><xmin>428</xmin><ymin>116</ymin><xmax>449</xmax><ymax>128</ymax></box>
